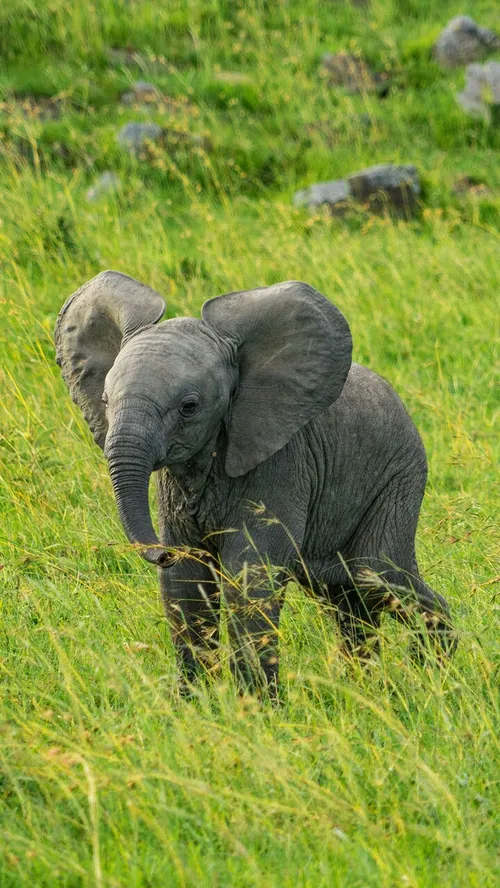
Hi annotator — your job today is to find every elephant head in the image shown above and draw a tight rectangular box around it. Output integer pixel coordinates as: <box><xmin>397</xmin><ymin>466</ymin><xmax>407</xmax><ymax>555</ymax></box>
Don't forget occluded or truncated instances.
<box><xmin>55</xmin><ymin>271</ymin><xmax>352</xmax><ymax>565</ymax></box>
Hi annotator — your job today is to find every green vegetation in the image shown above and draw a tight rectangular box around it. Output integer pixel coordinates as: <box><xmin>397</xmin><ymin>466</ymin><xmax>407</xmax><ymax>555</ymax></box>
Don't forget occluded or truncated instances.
<box><xmin>0</xmin><ymin>1</ymin><xmax>499</xmax><ymax>885</ymax></box>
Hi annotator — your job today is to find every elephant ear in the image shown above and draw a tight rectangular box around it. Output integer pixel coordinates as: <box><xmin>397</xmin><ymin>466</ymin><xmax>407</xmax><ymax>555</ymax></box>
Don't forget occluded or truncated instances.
<box><xmin>54</xmin><ymin>270</ymin><xmax>165</xmax><ymax>449</ymax></box>
<box><xmin>202</xmin><ymin>280</ymin><xmax>352</xmax><ymax>477</ymax></box>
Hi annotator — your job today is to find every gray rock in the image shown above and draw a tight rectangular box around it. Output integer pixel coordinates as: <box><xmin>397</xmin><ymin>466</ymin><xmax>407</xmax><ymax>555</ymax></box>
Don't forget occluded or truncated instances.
<box><xmin>14</xmin><ymin>95</ymin><xmax>63</xmax><ymax>121</ymax></box>
<box><xmin>347</xmin><ymin>163</ymin><xmax>420</xmax><ymax>196</ymax></box>
<box><xmin>86</xmin><ymin>172</ymin><xmax>120</xmax><ymax>202</ymax></box>
<box><xmin>294</xmin><ymin>164</ymin><xmax>420</xmax><ymax>218</ymax></box>
<box><xmin>117</xmin><ymin>122</ymin><xmax>212</xmax><ymax>158</ymax></box>
<box><xmin>117</xmin><ymin>122</ymin><xmax>163</xmax><ymax>154</ymax></box>
<box><xmin>120</xmin><ymin>81</ymin><xmax>162</xmax><ymax>105</ymax></box>
<box><xmin>348</xmin><ymin>163</ymin><xmax>420</xmax><ymax>216</ymax></box>
<box><xmin>457</xmin><ymin>61</ymin><xmax>500</xmax><ymax>120</ymax></box>
<box><xmin>433</xmin><ymin>16</ymin><xmax>500</xmax><ymax>69</ymax></box>
<box><xmin>293</xmin><ymin>179</ymin><xmax>351</xmax><ymax>209</ymax></box>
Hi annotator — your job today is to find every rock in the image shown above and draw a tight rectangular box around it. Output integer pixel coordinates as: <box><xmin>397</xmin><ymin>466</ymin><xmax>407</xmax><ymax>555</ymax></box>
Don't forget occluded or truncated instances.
<box><xmin>457</xmin><ymin>64</ymin><xmax>490</xmax><ymax>118</ymax></box>
<box><xmin>293</xmin><ymin>178</ymin><xmax>351</xmax><ymax>210</ymax></box>
<box><xmin>11</xmin><ymin>94</ymin><xmax>63</xmax><ymax>121</ymax></box>
<box><xmin>293</xmin><ymin>164</ymin><xmax>420</xmax><ymax>218</ymax></box>
<box><xmin>117</xmin><ymin>122</ymin><xmax>211</xmax><ymax>157</ymax></box>
<box><xmin>321</xmin><ymin>52</ymin><xmax>390</xmax><ymax>96</ymax></box>
<box><xmin>348</xmin><ymin>163</ymin><xmax>420</xmax><ymax>217</ymax></box>
<box><xmin>120</xmin><ymin>81</ymin><xmax>162</xmax><ymax>105</ymax></box>
<box><xmin>347</xmin><ymin>163</ymin><xmax>419</xmax><ymax>196</ymax></box>
<box><xmin>86</xmin><ymin>172</ymin><xmax>121</xmax><ymax>202</ymax></box>
<box><xmin>433</xmin><ymin>17</ymin><xmax>500</xmax><ymax>69</ymax></box>
<box><xmin>117</xmin><ymin>122</ymin><xmax>163</xmax><ymax>154</ymax></box>
<box><xmin>457</xmin><ymin>61</ymin><xmax>500</xmax><ymax>120</ymax></box>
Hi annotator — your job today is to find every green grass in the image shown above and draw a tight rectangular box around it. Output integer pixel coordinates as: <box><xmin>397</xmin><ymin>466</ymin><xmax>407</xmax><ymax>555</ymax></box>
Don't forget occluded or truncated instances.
<box><xmin>0</xmin><ymin>1</ymin><xmax>499</xmax><ymax>885</ymax></box>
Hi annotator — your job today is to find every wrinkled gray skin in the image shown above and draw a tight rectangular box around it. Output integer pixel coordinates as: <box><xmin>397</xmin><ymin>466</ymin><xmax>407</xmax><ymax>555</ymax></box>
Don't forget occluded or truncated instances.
<box><xmin>55</xmin><ymin>271</ymin><xmax>455</xmax><ymax>693</ymax></box>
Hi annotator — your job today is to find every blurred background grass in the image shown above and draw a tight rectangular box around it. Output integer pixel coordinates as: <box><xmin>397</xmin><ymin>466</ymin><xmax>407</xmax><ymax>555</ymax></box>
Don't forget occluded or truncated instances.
<box><xmin>0</xmin><ymin>1</ymin><xmax>499</xmax><ymax>885</ymax></box>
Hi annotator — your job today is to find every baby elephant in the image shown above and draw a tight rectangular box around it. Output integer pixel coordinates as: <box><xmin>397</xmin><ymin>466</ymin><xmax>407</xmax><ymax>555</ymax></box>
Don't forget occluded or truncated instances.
<box><xmin>55</xmin><ymin>272</ymin><xmax>455</xmax><ymax>691</ymax></box>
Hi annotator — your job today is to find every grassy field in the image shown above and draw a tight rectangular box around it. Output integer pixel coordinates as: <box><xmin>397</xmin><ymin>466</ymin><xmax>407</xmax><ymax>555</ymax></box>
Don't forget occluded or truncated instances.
<box><xmin>1</xmin><ymin>1</ymin><xmax>499</xmax><ymax>885</ymax></box>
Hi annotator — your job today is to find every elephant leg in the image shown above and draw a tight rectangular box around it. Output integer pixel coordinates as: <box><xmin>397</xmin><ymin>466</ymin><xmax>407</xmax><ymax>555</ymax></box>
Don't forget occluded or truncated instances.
<box><xmin>348</xmin><ymin>560</ymin><xmax>456</xmax><ymax>661</ymax></box>
<box><xmin>339</xmin><ymin>469</ymin><xmax>456</xmax><ymax>661</ymax></box>
<box><xmin>325</xmin><ymin>583</ymin><xmax>382</xmax><ymax>659</ymax></box>
<box><xmin>219</xmin><ymin>520</ymin><xmax>299</xmax><ymax>697</ymax></box>
<box><xmin>384</xmin><ymin>566</ymin><xmax>457</xmax><ymax>660</ymax></box>
<box><xmin>223</xmin><ymin>562</ymin><xmax>285</xmax><ymax>696</ymax></box>
<box><xmin>158</xmin><ymin>554</ymin><xmax>220</xmax><ymax>689</ymax></box>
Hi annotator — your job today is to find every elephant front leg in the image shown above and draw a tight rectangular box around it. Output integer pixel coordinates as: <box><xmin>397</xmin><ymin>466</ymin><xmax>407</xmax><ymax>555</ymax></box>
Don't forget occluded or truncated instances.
<box><xmin>219</xmin><ymin>509</ymin><xmax>305</xmax><ymax>697</ymax></box>
<box><xmin>158</xmin><ymin>554</ymin><xmax>220</xmax><ymax>689</ymax></box>
<box><xmin>224</xmin><ymin>564</ymin><xmax>285</xmax><ymax>696</ymax></box>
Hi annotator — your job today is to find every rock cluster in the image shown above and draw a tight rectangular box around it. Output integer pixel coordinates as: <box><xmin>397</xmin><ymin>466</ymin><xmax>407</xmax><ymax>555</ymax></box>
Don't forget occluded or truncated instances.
<box><xmin>294</xmin><ymin>179</ymin><xmax>351</xmax><ymax>210</ymax></box>
<box><xmin>117</xmin><ymin>122</ymin><xmax>210</xmax><ymax>156</ymax></box>
<box><xmin>294</xmin><ymin>164</ymin><xmax>420</xmax><ymax>218</ymax></box>
<box><xmin>7</xmin><ymin>19</ymin><xmax>494</xmax><ymax>212</ymax></box>
<box><xmin>457</xmin><ymin>61</ymin><xmax>500</xmax><ymax>121</ymax></box>
<box><xmin>433</xmin><ymin>16</ymin><xmax>500</xmax><ymax>69</ymax></box>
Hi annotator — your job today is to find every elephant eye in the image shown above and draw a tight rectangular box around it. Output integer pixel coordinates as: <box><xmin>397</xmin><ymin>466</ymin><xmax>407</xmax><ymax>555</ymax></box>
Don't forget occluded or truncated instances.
<box><xmin>179</xmin><ymin>396</ymin><xmax>200</xmax><ymax>418</ymax></box>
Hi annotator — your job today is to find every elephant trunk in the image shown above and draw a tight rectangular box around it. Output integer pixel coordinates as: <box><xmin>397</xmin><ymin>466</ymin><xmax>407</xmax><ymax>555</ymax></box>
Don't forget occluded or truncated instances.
<box><xmin>106</xmin><ymin>436</ymin><xmax>171</xmax><ymax>568</ymax></box>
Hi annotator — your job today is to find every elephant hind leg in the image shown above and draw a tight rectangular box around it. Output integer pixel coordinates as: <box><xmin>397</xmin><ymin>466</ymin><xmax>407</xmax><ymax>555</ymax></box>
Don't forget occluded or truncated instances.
<box><xmin>337</xmin><ymin>469</ymin><xmax>457</xmax><ymax>660</ymax></box>
<box><xmin>323</xmin><ymin>558</ymin><xmax>456</xmax><ymax>662</ymax></box>
<box><xmin>382</xmin><ymin>568</ymin><xmax>457</xmax><ymax>660</ymax></box>
<box><xmin>351</xmin><ymin>562</ymin><xmax>457</xmax><ymax>660</ymax></box>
